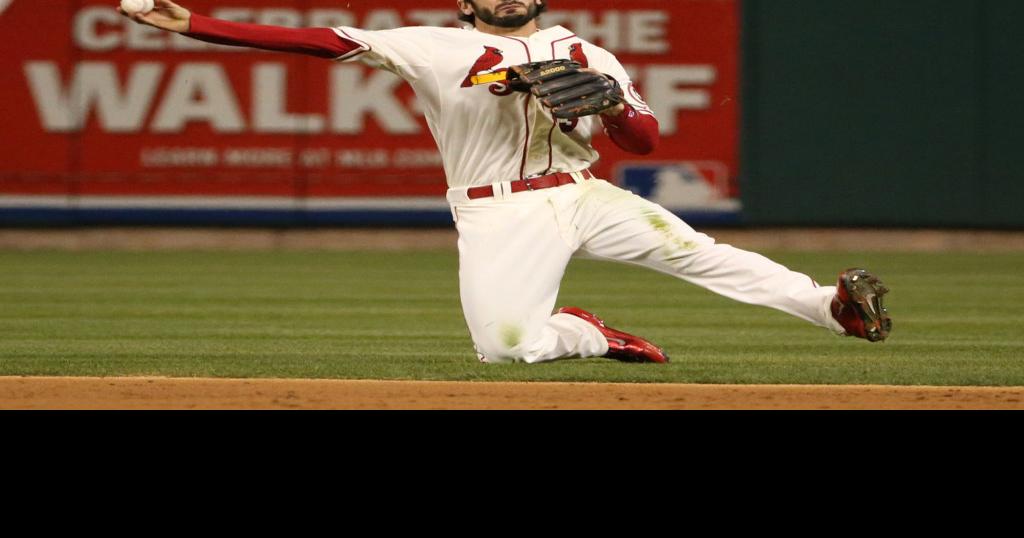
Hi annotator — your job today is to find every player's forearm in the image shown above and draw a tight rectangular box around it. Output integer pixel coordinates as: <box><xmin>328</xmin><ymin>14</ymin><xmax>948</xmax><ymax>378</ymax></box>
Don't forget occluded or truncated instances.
<box><xmin>183</xmin><ymin>13</ymin><xmax>359</xmax><ymax>59</ymax></box>
<box><xmin>602</xmin><ymin>105</ymin><xmax>660</xmax><ymax>155</ymax></box>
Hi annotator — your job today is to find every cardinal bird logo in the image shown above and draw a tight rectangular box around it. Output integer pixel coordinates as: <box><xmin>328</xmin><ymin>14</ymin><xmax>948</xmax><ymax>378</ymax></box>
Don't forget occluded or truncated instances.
<box><xmin>462</xmin><ymin>46</ymin><xmax>505</xmax><ymax>88</ymax></box>
<box><xmin>569</xmin><ymin>43</ymin><xmax>589</xmax><ymax>68</ymax></box>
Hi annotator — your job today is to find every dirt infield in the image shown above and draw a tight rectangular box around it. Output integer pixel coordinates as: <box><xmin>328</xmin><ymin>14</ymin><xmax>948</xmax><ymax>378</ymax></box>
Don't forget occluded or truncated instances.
<box><xmin>2</xmin><ymin>377</ymin><xmax>1023</xmax><ymax>410</ymax></box>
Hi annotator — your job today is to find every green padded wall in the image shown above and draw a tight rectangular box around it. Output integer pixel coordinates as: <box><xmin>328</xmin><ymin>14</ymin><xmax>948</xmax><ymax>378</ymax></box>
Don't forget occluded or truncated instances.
<box><xmin>741</xmin><ymin>0</ymin><xmax>1024</xmax><ymax>227</ymax></box>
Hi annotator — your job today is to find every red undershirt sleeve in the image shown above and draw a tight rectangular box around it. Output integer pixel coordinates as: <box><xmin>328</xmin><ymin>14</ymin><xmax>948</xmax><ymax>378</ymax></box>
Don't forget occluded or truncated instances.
<box><xmin>183</xmin><ymin>13</ymin><xmax>360</xmax><ymax>59</ymax></box>
<box><xmin>601</xmin><ymin>104</ymin><xmax>660</xmax><ymax>155</ymax></box>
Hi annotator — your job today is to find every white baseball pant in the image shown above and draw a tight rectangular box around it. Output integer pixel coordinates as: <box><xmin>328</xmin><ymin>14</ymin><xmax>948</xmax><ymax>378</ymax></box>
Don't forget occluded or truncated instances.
<box><xmin>447</xmin><ymin>175</ymin><xmax>844</xmax><ymax>364</ymax></box>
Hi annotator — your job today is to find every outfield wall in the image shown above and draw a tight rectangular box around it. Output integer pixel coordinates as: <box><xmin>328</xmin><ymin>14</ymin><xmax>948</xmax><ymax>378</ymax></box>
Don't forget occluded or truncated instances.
<box><xmin>741</xmin><ymin>0</ymin><xmax>1024</xmax><ymax>228</ymax></box>
<box><xmin>0</xmin><ymin>0</ymin><xmax>740</xmax><ymax>225</ymax></box>
<box><xmin>3</xmin><ymin>1</ymin><xmax>1021</xmax><ymax>228</ymax></box>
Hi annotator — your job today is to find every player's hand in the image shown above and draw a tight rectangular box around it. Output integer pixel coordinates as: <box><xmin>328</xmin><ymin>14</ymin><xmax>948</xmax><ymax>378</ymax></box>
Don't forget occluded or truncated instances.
<box><xmin>577</xmin><ymin>68</ymin><xmax>626</xmax><ymax>117</ymax></box>
<box><xmin>118</xmin><ymin>0</ymin><xmax>191</xmax><ymax>33</ymax></box>
<box><xmin>600</xmin><ymin>103</ymin><xmax>627</xmax><ymax>117</ymax></box>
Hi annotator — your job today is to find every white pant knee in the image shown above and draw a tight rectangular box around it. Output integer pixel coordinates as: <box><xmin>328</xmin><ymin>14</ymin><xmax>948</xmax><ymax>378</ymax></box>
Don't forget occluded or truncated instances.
<box><xmin>472</xmin><ymin>313</ymin><xmax>609</xmax><ymax>364</ymax></box>
<box><xmin>471</xmin><ymin>326</ymin><xmax>544</xmax><ymax>364</ymax></box>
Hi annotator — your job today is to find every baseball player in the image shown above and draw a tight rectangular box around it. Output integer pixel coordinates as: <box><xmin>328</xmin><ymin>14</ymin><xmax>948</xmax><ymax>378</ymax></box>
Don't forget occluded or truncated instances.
<box><xmin>120</xmin><ymin>0</ymin><xmax>892</xmax><ymax>364</ymax></box>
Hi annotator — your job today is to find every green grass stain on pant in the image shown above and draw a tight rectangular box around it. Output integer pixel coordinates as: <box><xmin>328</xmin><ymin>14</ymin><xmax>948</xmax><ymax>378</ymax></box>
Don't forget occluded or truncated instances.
<box><xmin>645</xmin><ymin>211</ymin><xmax>698</xmax><ymax>252</ymax></box>
<box><xmin>501</xmin><ymin>324</ymin><xmax>523</xmax><ymax>350</ymax></box>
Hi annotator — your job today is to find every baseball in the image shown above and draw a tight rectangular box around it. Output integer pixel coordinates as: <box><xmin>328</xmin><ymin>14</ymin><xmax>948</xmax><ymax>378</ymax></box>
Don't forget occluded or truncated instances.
<box><xmin>120</xmin><ymin>0</ymin><xmax>154</xmax><ymax>15</ymax></box>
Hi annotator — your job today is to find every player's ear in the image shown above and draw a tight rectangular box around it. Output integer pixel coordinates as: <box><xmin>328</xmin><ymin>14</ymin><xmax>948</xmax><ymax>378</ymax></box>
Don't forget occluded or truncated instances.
<box><xmin>457</xmin><ymin>0</ymin><xmax>472</xmax><ymax>17</ymax></box>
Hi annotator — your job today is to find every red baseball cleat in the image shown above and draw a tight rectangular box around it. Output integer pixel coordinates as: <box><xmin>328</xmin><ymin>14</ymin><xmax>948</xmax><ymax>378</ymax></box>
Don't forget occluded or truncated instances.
<box><xmin>831</xmin><ymin>268</ymin><xmax>893</xmax><ymax>342</ymax></box>
<box><xmin>557</xmin><ymin>307</ymin><xmax>669</xmax><ymax>363</ymax></box>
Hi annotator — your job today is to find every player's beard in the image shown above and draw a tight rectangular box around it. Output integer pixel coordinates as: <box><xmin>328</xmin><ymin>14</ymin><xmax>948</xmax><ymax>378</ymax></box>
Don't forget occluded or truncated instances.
<box><xmin>469</xmin><ymin>1</ymin><xmax>543</xmax><ymax>28</ymax></box>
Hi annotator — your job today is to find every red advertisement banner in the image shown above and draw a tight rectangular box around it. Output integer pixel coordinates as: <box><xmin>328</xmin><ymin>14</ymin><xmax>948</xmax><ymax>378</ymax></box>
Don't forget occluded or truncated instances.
<box><xmin>0</xmin><ymin>0</ymin><xmax>738</xmax><ymax>215</ymax></box>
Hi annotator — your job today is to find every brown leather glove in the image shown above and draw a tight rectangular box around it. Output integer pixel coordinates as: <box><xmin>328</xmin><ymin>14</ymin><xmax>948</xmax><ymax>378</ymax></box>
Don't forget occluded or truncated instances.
<box><xmin>509</xmin><ymin>59</ymin><xmax>625</xmax><ymax>119</ymax></box>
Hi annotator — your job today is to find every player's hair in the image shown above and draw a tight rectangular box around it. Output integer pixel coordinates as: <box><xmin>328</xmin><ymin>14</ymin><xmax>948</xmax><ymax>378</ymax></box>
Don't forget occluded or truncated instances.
<box><xmin>458</xmin><ymin>1</ymin><xmax>548</xmax><ymax>25</ymax></box>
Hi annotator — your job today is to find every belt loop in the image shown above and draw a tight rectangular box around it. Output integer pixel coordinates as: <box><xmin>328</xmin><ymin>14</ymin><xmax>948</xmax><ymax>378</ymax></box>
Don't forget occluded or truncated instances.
<box><xmin>496</xmin><ymin>181</ymin><xmax>512</xmax><ymax>200</ymax></box>
<box><xmin>446</xmin><ymin>187</ymin><xmax>470</xmax><ymax>204</ymax></box>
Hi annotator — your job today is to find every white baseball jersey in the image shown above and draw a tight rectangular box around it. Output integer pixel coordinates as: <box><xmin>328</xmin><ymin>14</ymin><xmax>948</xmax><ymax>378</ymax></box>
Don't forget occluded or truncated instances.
<box><xmin>331</xmin><ymin>25</ymin><xmax>655</xmax><ymax>188</ymax></box>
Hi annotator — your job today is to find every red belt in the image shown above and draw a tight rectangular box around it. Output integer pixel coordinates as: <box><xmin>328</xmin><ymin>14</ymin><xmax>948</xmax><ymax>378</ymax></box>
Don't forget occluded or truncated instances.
<box><xmin>466</xmin><ymin>169</ymin><xmax>594</xmax><ymax>200</ymax></box>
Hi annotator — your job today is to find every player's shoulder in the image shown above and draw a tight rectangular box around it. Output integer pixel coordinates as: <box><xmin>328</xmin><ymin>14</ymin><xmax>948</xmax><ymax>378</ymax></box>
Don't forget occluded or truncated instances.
<box><xmin>337</xmin><ymin>25</ymin><xmax>464</xmax><ymax>41</ymax></box>
<box><xmin>541</xmin><ymin>27</ymin><xmax>618</xmax><ymax>60</ymax></box>
<box><xmin>574</xmin><ymin>38</ymin><xmax>618</xmax><ymax>61</ymax></box>
<box><xmin>363</xmin><ymin>25</ymin><xmax>453</xmax><ymax>36</ymax></box>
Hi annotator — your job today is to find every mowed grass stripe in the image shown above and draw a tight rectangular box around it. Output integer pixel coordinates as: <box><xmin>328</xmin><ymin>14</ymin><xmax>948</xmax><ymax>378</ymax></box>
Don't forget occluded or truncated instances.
<box><xmin>1</xmin><ymin>250</ymin><xmax>1023</xmax><ymax>385</ymax></box>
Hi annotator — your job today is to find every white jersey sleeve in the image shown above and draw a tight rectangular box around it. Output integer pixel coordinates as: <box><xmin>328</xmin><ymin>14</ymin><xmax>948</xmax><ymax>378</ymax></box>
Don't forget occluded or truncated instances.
<box><xmin>587</xmin><ymin>48</ymin><xmax>656</xmax><ymax>118</ymax></box>
<box><xmin>331</xmin><ymin>26</ymin><xmax>436</xmax><ymax>78</ymax></box>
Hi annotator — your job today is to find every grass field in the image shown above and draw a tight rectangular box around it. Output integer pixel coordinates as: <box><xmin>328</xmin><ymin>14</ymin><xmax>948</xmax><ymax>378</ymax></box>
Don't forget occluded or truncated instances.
<box><xmin>1</xmin><ymin>249</ymin><xmax>1022</xmax><ymax>386</ymax></box>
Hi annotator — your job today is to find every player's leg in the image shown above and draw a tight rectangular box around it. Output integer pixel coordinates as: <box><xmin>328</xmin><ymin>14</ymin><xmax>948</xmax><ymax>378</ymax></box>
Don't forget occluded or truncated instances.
<box><xmin>449</xmin><ymin>191</ymin><xmax>608</xmax><ymax>364</ymax></box>
<box><xmin>573</xmin><ymin>180</ymin><xmax>843</xmax><ymax>332</ymax></box>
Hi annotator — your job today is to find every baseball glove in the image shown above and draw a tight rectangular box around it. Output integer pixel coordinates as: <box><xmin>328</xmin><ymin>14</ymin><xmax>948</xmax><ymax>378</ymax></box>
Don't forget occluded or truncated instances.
<box><xmin>508</xmin><ymin>59</ymin><xmax>625</xmax><ymax>119</ymax></box>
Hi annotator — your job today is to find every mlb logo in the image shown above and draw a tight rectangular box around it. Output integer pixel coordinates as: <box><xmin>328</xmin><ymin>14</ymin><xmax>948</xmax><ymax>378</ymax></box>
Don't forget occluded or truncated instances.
<box><xmin>615</xmin><ymin>161</ymin><xmax>740</xmax><ymax>213</ymax></box>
